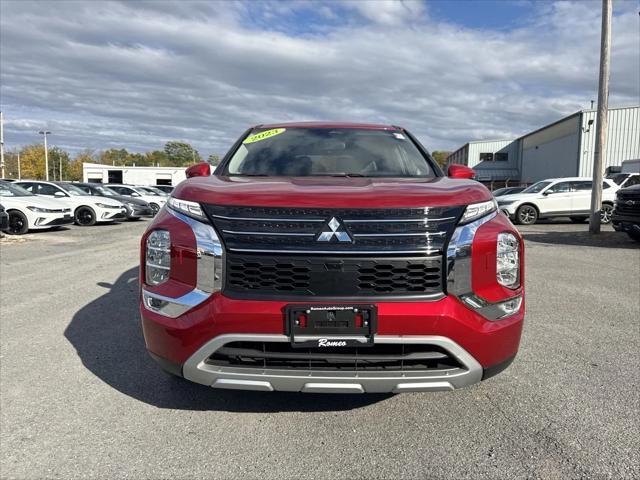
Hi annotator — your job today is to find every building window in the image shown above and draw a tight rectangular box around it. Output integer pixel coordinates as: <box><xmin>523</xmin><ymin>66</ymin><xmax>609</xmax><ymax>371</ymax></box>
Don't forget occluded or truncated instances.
<box><xmin>479</xmin><ymin>153</ymin><xmax>493</xmax><ymax>162</ymax></box>
<box><xmin>494</xmin><ymin>152</ymin><xmax>508</xmax><ymax>161</ymax></box>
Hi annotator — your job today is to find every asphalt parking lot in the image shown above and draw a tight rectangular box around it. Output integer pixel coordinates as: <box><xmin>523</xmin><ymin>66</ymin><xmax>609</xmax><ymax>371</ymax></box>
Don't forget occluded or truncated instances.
<box><xmin>1</xmin><ymin>220</ymin><xmax>639</xmax><ymax>479</ymax></box>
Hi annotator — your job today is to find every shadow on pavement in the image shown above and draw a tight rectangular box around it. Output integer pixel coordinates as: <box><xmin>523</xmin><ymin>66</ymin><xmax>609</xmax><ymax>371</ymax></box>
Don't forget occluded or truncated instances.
<box><xmin>522</xmin><ymin>229</ymin><xmax>639</xmax><ymax>249</ymax></box>
<box><xmin>65</xmin><ymin>267</ymin><xmax>391</xmax><ymax>412</ymax></box>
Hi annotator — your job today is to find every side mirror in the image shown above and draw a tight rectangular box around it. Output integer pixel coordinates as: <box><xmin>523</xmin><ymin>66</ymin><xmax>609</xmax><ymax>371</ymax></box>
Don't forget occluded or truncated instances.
<box><xmin>447</xmin><ymin>164</ymin><xmax>475</xmax><ymax>179</ymax></box>
<box><xmin>186</xmin><ymin>162</ymin><xmax>211</xmax><ymax>178</ymax></box>
<box><xmin>542</xmin><ymin>190</ymin><xmax>551</xmax><ymax>196</ymax></box>
<box><xmin>54</xmin><ymin>191</ymin><xmax>66</xmax><ymax>197</ymax></box>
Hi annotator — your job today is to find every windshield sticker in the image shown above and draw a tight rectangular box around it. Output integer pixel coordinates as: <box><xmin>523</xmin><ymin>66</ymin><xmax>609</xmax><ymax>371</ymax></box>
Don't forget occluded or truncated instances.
<box><xmin>393</xmin><ymin>132</ymin><xmax>406</xmax><ymax>140</ymax></box>
<box><xmin>243</xmin><ymin>128</ymin><xmax>286</xmax><ymax>144</ymax></box>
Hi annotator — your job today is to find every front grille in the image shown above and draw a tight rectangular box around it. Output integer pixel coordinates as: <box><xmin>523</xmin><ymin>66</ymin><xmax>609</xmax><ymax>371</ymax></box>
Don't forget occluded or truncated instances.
<box><xmin>203</xmin><ymin>204</ymin><xmax>464</xmax><ymax>254</ymax></box>
<box><xmin>615</xmin><ymin>192</ymin><xmax>640</xmax><ymax>216</ymax></box>
<box><xmin>207</xmin><ymin>341</ymin><xmax>464</xmax><ymax>372</ymax></box>
<box><xmin>225</xmin><ymin>254</ymin><xmax>443</xmax><ymax>298</ymax></box>
<box><xmin>205</xmin><ymin>204</ymin><xmax>462</xmax><ymax>299</ymax></box>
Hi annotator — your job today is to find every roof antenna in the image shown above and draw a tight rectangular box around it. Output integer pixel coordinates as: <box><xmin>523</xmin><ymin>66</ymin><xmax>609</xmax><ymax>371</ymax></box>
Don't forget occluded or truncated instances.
<box><xmin>590</xmin><ymin>100</ymin><xmax>595</xmax><ymax>109</ymax></box>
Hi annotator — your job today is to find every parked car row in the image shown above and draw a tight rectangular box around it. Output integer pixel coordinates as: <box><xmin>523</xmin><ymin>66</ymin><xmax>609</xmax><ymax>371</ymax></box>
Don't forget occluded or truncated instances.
<box><xmin>0</xmin><ymin>180</ymin><xmax>171</xmax><ymax>235</ymax></box>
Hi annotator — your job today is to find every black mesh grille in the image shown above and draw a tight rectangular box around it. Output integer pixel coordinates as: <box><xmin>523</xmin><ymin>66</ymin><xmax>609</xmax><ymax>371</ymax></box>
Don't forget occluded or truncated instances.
<box><xmin>225</xmin><ymin>254</ymin><xmax>443</xmax><ymax>298</ymax></box>
<box><xmin>207</xmin><ymin>341</ymin><xmax>464</xmax><ymax>372</ymax></box>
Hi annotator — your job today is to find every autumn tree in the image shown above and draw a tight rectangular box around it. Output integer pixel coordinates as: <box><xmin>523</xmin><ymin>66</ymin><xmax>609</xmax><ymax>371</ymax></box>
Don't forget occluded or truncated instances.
<box><xmin>145</xmin><ymin>150</ymin><xmax>169</xmax><ymax>167</ymax></box>
<box><xmin>164</xmin><ymin>141</ymin><xmax>201</xmax><ymax>166</ymax></box>
<box><xmin>68</xmin><ymin>149</ymin><xmax>96</xmax><ymax>181</ymax></box>
<box><xmin>98</xmin><ymin>148</ymin><xmax>129</xmax><ymax>166</ymax></box>
<box><xmin>431</xmin><ymin>151</ymin><xmax>451</xmax><ymax>169</ymax></box>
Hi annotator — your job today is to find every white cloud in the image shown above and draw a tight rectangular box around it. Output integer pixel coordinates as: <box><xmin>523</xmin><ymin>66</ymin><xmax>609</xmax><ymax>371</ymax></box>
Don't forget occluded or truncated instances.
<box><xmin>0</xmin><ymin>0</ymin><xmax>637</xmax><ymax>157</ymax></box>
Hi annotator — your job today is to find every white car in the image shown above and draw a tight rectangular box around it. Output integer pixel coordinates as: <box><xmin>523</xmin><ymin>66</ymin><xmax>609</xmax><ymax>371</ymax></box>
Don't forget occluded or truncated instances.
<box><xmin>105</xmin><ymin>184</ymin><xmax>167</xmax><ymax>215</ymax></box>
<box><xmin>0</xmin><ymin>180</ymin><xmax>74</xmax><ymax>234</ymax></box>
<box><xmin>136</xmin><ymin>185</ymin><xmax>169</xmax><ymax>197</ymax></box>
<box><xmin>497</xmin><ymin>177</ymin><xmax>619</xmax><ymax>225</ymax></box>
<box><xmin>15</xmin><ymin>180</ymin><xmax>127</xmax><ymax>226</ymax></box>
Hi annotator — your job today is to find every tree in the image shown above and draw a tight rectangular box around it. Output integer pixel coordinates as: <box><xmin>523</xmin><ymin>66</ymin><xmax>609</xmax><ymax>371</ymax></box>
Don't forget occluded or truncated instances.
<box><xmin>145</xmin><ymin>150</ymin><xmax>169</xmax><ymax>167</ymax></box>
<box><xmin>48</xmin><ymin>147</ymin><xmax>71</xmax><ymax>181</ymax></box>
<box><xmin>98</xmin><ymin>148</ymin><xmax>129</xmax><ymax>166</ymax></box>
<box><xmin>15</xmin><ymin>144</ymin><xmax>46</xmax><ymax>179</ymax></box>
<box><xmin>208</xmin><ymin>154</ymin><xmax>220</xmax><ymax>166</ymax></box>
<box><xmin>431</xmin><ymin>151</ymin><xmax>451</xmax><ymax>169</ymax></box>
<box><xmin>68</xmin><ymin>149</ymin><xmax>95</xmax><ymax>181</ymax></box>
<box><xmin>164</xmin><ymin>141</ymin><xmax>201</xmax><ymax>166</ymax></box>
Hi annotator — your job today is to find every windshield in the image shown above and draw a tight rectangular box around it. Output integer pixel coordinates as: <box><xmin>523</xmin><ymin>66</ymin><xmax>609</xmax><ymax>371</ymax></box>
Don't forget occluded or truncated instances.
<box><xmin>522</xmin><ymin>181</ymin><xmax>551</xmax><ymax>193</ymax></box>
<box><xmin>137</xmin><ymin>186</ymin><xmax>162</xmax><ymax>195</ymax></box>
<box><xmin>92</xmin><ymin>185</ymin><xmax>118</xmax><ymax>196</ymax></box>
<box><xmin>225</xmin><ymin>128</ymin><xmax>435</xmax><ymax>177</ymax></box>
<box><xmin>0</xmin><ymin>182</ymin><xmax>34</xmax><ymax>197</ymax></box>
<box><xmin>609</xmin><ymin>174</ymin><xmax>628</xmax><ymax>185</ymax></box>
<box><xmin>60</xmin><ymin>183</ymin><xmax>89</xmax><ymax>196</ymax></box>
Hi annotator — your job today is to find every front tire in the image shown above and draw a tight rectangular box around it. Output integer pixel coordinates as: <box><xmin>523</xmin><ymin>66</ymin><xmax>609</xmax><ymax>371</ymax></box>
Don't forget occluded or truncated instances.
<box><xmin>600</xmin><ymin>204</ymin><xmax>613</xmax><ymax>224</ymax></box>
<box><xmin>75</xmin><ymin>206</ymin><xmax>97</xmax><ymax>226</ymax></box>
<box><xmin>149</xmin><ymin>203</ymin><xmax>160</xmax><ymax>216</ymax></box>
<box><xmin>7</xmin><ymin>210</ymin><xmax>29</xmax><ymax>235</ymax></box>
<box><xmin>515</xmin><ymin>204</ymin><xmax>538</xmax><ymax>225</ymax></box>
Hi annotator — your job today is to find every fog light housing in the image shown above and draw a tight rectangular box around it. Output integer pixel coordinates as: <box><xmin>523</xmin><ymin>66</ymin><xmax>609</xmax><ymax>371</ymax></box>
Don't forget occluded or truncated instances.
<box><xmin>146</xmin><ymin>230</ymin><xmax>171</xmax><ymax>285</ymax></box>
<box><xmin>497</xmin><ymin>232</ymin><xmax>519</xmax><ymax>288</ymax></box>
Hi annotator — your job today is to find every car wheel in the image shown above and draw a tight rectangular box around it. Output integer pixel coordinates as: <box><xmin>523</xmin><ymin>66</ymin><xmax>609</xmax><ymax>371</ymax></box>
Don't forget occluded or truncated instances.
<box><xmin>515</xmin><ymin>205</ymin><xmax>538</xmax><ymax>225</ymax></box>
<box><xmin>127</xmin><ymin>217</ymin><xmax>141</xmax><ymax>221</ymax></box>
<box><xmin>570</xmin><ymin>216</ymin><xmax>587</xmax><ymax>223</ymax></box>
<box><xmin>7</xmin><ymin>210</ymin><xmax>29</xmax><ymax>235</ymax></box>
<box><xmin>149</xmin><ymin>203</ymin><xmax>160</xmax><ymax>215</ymax></box>
<box><xmin>600</xmin><ymin>204</ymin><xmax>613</xmax><ymax>224</ymax></box>
<box><xmin>627</xmin><ymin>228</ymin><xmax>640</xmax><ymax>242</ymax></box>
<box><xmin>75</xmin><ymin>206</ymin><xmax>97</xmax><ymax>226</ymax></box>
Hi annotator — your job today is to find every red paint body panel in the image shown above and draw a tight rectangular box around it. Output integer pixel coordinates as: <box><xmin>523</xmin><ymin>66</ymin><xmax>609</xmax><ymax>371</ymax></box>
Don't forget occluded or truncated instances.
<box><xmin>172</xmin><ymin>176</ymin><xmax>492</xmax><ymax>209</ymax></box>
<box><xmin>141</xmin><ymin>293</ymin><xmax>524</xmax><ymax>369</ymax></box>
<box><xmin>140</xmin><ymin>212</ymin><xmax>524</xmax><ymax>370</ymax></box>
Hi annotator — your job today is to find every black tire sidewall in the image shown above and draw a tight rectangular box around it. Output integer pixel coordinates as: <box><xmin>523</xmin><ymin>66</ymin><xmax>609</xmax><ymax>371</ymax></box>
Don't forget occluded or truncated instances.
<box><xmin>516</xmin><ymin>205</ymin><xmax>538</xmax><ymax>225</ymax></box>
<box><xmin>150</xmin><ymin>203</ymin><xmax>160</xmax><ymax>215</ymax></box>
<box><xmin>75</xmin><ymin>207</ymin><xmax>97</xmax><ymax>226</ymax></box>
<box><xmin>8</xmin><ymin>210</ymin><xmax>29</xmax><ymax>235</ymax></box>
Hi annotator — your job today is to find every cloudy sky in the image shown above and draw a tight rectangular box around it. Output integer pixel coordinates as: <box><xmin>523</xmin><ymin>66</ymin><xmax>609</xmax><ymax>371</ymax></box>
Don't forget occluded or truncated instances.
<box><xmin>1</xmin><ymin>0</ymin><xmax>638</xmax><ymax>158</ymax></box>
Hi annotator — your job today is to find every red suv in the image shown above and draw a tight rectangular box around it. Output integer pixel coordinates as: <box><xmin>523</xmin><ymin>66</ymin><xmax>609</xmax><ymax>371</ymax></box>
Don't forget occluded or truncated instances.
<box><xmin>140</xmin><ymin>123</ymin><xmax>524</xmax><ymax>393</ymax></box>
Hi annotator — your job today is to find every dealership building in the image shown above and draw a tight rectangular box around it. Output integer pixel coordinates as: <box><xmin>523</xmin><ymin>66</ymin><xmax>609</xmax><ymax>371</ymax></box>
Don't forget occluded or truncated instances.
<box><xmin>446</xmin><ymin>105</ymin><xmax>640</xmax><ymax>187</ymax></box>
<box><xmin>82</xmin><ymin>163</ymin><xmax>187</xmax><ymax>186</ymax></box>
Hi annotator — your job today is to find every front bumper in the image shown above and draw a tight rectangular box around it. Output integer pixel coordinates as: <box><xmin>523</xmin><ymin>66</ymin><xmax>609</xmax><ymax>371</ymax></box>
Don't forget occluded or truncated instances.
<box><xmin>141</xmin><ymin>292</ymin><xmax>524</xmax><ymax>393</ymax></box>
<box><xmin>611</xmin><ymin>213</ymin><xmax>640</xmax><ymax>232</ymax></box>
<box><xmin>0</xmin><ymin>212</ymin><xmax>10</xmax><ymax>231</ymax></box>
<box><xmin>128</xmin><ymin>205</ymin><xmax>154</xmax><ymax>218</ymax></box>
<box><xmin>31</xmin><ymin>213</ymin><xmax>74</xmax><ymax>229</ymax></box>
<box><xmin>99</xmin><ymin>207</ymin><xmax>127</xmax><ymax>222</ymax></box>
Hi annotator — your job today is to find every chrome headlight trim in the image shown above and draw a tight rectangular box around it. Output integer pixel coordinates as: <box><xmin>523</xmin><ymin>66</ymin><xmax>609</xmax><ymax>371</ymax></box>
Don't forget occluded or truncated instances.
<box><xmin>142</xmin><ymin>208</ymin><xmax>224</xmax><ymax>318</ymax></box>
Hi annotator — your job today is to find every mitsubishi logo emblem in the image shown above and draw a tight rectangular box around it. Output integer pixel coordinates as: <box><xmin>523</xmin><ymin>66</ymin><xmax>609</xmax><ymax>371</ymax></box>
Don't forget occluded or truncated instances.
<box><xmin>626</xmin><ymin>200</ymin><xmax>635</xmax><ymax>206</ymax></box>
<box><xmin>317</xmin><ymin>217</ymin><xmax>352</xmax><ymax>242</ymax></box>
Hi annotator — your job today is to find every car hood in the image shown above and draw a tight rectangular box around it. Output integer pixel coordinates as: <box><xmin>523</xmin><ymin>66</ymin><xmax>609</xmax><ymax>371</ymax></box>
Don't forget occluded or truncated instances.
<box><xmin>497</xmin><ymin>193</ymin><xmax>537</xmax><ymax>202</ymax></box>
<box><xmin>103</xmin><ymin>195</ymin><xmax>148</xmax><ymax>206</ymax></box>
<box><xmin>0</xmin><ymin>195</ymin><xmax>72</xmax><ymax>210</ymax></box>
<box><xmin>173</xmin><ymin>176</ymin><xmax>492</xmax><ymax>208</ymax></box>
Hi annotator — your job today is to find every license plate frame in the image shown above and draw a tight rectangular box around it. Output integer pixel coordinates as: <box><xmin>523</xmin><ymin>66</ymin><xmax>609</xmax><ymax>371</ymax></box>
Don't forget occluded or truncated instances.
<box><xmin>285</xmin><ymin>304</ymin><xmax>377</xmax><ymax>348</ymax></box>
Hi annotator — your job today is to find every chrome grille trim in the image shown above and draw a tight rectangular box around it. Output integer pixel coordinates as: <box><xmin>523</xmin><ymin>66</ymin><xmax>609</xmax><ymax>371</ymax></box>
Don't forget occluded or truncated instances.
<box><xmin>343</xmin><ymin>216</ymin><xmax>456</xmax><ymax>223</ymax></box>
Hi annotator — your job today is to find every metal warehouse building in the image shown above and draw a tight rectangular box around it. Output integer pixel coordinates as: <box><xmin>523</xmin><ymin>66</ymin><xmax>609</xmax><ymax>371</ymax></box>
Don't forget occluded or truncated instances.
<box><xmin>82</xmin><ymin>163</ymin><xmax>186</xmax><ymax>186</ymax></box>
<box><xmin>447</xmin><ymin>105</ymin><xmax>640</xmax><ymax>186</ymax></box>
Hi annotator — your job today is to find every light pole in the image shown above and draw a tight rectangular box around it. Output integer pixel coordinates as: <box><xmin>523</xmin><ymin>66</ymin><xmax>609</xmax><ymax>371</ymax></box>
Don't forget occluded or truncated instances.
<box><xmin>38</xmin><ymin>130</ymin><xmax>51</xmax><ymax>180</ymax></box>
<box><xmin>1</xmin><ymin>111</ymin><xmax>5</xmax><ymax>179</ymax></box>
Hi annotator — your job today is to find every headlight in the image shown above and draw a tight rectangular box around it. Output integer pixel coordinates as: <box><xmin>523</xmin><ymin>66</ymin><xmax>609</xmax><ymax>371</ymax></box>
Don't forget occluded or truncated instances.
<box><xmin>459</xmin><ymin>199</ymin><xmax>497</xmax><ymax>224</ymax></box>
<box><xmin>496</xmin><ymin>232</ymin><xmax>519</xmax><ymax>288</ymax></box>
<box><xmin>146</xmin><ymin>230</ymin><xmax>171</xmax><ymax>285</ymax></box>
<box><xmin>497</xmin><ymin>200</ymin><xmax>515</xmax><ymax>206</ymax></box>
<box><xmin>27</xmin><ymin>206</ymin><xmax>53</xmax><ymax>213</ymax></box>
<box><xmin>167</xmin><ymin>197</ymin><xmax>206</xmax><ymax>221</ymax></box>
<box><xmin>126</xmin><ymin>202</ymin><xmax>137</xmax><ymax>207</ymax></box>
<box><xmin>96</xmin><ymin>202</ymin><xmax>118</xmax><ymax>208</ymax></box>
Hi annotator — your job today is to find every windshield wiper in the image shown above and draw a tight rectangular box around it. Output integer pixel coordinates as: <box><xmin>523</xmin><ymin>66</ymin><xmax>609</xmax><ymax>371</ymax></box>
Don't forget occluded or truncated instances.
<box><xmin>329</xmin><ymin>173</ymin><xmax>366</xmax><ymax>177</ymax></box>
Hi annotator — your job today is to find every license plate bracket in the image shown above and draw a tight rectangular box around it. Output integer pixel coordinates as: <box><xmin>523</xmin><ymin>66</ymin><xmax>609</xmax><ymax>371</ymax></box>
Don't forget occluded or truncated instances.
<box><xmin>285</xmin><ymin>304</ymin><xmax>377</xmax><ymax>348</ymax></box>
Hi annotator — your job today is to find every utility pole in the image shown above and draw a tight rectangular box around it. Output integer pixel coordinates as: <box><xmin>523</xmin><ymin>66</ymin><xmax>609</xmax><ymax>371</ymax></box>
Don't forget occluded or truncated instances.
<box><xmin>589</xmin><ymin>0</ymin><xmax>612</xmax><ymax>234</ymax></box>
<box><xmin>0</xmin><ymin>111</ymin><xmax>5</xmax><ymax>178</ymax></box>
<box><xmin>39</xmin><ymin>130</ymin><xmax>51</xmax><ymax>180</ymax></box>
<box><xmin>17</xmin><ymin>152</ymin><xmax>21</xmax><ymax>179</ymax></box>
<box><xmin>59</xmin><ymin>152</ymin><xmax>63</xmax><ymax>181</ymax></box>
